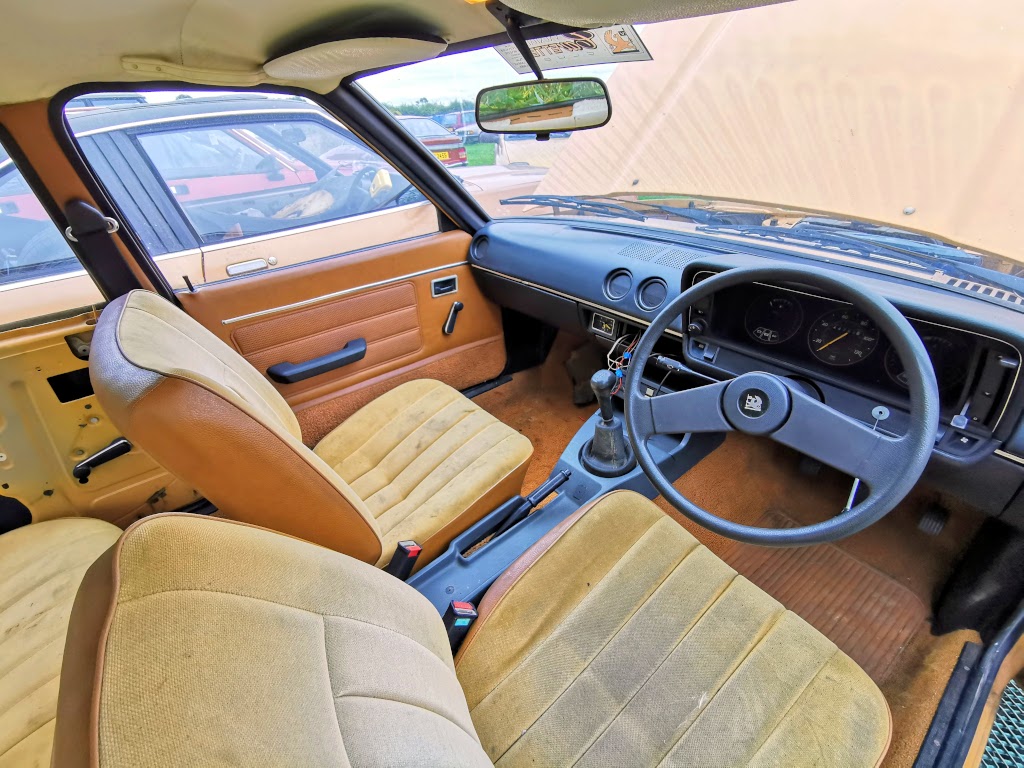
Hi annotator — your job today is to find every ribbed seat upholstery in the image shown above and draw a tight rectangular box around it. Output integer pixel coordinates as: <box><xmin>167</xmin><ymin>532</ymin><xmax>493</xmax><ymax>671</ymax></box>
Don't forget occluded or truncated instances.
<box><xmin>52</xmin><ymin>493</ymin><xmax>891</xmax><ymax>767</ymax></box>
<box><xmin>315</xmin><ymin>379</ymin><xmax>535</xmax><ymax>566</ymax></box>
<box><xmin>455</xmin><ymin>491</ymin><xmax>892</xmax><ymax>767</ymax></box>
<box><xmin>0</xmin><ymin>519</ymin><xmax>120</xmax><ymax>768</ymax></box>
<box><xmin>89</xmin><ymin>290</ymin><xmax>532</xmax><ymax>568</ymax></box>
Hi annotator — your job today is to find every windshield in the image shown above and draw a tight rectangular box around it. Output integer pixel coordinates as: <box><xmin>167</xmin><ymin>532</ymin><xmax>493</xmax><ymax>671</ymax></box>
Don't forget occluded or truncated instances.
<box><xmin>399</xmin><ymin>117</ymin><xmax>452</xmax><ymax>139</ymax></box>
<box><xmin>359</xmin><ymin>10</ymin><xmax>1024</xmax><ymax>309</ymax></box>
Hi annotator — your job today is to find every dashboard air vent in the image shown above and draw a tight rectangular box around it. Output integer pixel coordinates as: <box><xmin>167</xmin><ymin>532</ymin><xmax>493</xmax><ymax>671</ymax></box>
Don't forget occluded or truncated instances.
<box><xmin>604</xmin><ymin>269</ymin><xmax>633</xmax><ymax>300</ymax></box>
<box><xmin>637</xmin><ymin>278</ymin><xmax>669</xmax><ymax>310</ymax></box>
<box><xmin>938</xmin><ymin>276</ymin><xmax>1024</xmax><ymax>308</ymax></box>
<box><xmin>965</xmin><ymin>349</ymin><xmax>1020</xmax><ymax>428</ymax></box>
<box><xmin>618</xmin><ymin>241</ymin><xmax>668</xmax><ymax>262</ymax></box>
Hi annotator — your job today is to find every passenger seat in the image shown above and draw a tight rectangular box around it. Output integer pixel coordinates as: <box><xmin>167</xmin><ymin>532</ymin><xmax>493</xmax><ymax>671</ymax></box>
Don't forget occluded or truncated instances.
<box><xmin>0</xmin><ymin>518</ymin><xmax>120</xmax><ymax>767</ymax></box>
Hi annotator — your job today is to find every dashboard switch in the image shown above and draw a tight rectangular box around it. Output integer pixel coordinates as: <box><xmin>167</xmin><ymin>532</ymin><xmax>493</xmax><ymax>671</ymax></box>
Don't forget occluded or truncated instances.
<box><xmin>944</xmin><ymin>431</ymin><xmax>979</xmax><ymax>456</ymax></box>
<box><xmin>687</xmin><ymin>319</ymin><xmax>708</xmax><ymax>336</ymax></box>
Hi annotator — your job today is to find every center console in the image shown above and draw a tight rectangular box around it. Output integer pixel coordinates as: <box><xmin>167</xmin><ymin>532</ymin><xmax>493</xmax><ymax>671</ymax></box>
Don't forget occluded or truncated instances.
<box><xmin>407</xmin><ymin>383</ymin><xmax>722</xmax><ymax>613</ymax></box>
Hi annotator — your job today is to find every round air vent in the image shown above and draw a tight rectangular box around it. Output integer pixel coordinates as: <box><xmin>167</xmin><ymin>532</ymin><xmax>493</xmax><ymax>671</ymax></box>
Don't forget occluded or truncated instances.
<box><xmin>472</xmin><ymin>236</ymin><xmax>489</xmax><ymax>261</ymax></box>
<box><xmin>604</xmin><ymin>269</ymin><xmax>633</xmax><ymax>300</ymax></box>
<box><xmin>637</xmin><ymin>278</ymin><xmax>669</xmax><ymax>310</ymax></box>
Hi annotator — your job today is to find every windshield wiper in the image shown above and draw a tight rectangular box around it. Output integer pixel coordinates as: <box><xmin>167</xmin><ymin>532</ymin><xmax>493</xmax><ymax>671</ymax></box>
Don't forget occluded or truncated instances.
<box><xmin>793</xmin><ymin>217</ymin><xmax>980</xmax><ymax>263</ymax></box>
<box><xmin>502</xmin><ymin>194</ymin><xmax>772</xmax><ymax>226</ymax></box>
<box><xmin>499</xmin><ymin>195</ymin><xmax>647</xmax><ymax>222</ymax></box>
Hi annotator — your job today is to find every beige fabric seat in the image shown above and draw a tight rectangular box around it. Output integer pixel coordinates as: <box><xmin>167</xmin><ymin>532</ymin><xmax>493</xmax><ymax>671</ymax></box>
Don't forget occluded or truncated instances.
<box><xmin>0</xmin><ymin>518</ymin><xmax>120</xmax><ymax>768</ymax></box>
<box><xmin>89</xmin><ymin>290</ymin><xmax>533</xmax><ymax>567</ymax></box>
<box><xmin>53</xmin><ymin>492</ymin><xmax>890</xmax><ymax>768</ymax></box>
<box><xmin>455</xmin><ymin>491</ymin><xmax>891</xmax><ymax>767</ymax></box>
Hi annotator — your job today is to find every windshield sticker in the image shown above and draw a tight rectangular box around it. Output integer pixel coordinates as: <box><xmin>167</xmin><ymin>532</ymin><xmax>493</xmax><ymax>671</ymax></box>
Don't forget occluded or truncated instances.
<box><xmin>495</xmin><ymin>26</ymin><xmax>652</xmax><ymax>75</ymax></box>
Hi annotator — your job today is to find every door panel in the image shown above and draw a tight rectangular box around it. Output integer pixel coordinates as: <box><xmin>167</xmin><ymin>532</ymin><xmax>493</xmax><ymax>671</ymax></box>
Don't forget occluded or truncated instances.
<box><xmin>0</xmin><ymin>312</ymin><xmax>198</xmax><ymax>528</ymax></box>
<box><xmin>178</xmin><ymin>231</ymin><xmax>507</xmax><ymax>445</ymax></box>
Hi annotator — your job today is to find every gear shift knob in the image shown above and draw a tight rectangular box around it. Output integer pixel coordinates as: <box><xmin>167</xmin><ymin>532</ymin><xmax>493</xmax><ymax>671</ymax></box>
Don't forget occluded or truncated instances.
<box><xmin>590</xmin><ymin>369</ymin><xmax>617</xmax><ymax>422</ymax></box>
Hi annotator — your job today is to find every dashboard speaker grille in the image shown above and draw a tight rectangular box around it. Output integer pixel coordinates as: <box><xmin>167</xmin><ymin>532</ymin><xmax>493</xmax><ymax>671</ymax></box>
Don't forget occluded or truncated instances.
<box><xmin>617</xmin><ymin>241</ymin><xmax>668</xmax><ymax>262</ymax></box>
<box><xmin>657</xmin><ymin>248</ymin><xmax>710</xmax><ymax>270</ymax></box>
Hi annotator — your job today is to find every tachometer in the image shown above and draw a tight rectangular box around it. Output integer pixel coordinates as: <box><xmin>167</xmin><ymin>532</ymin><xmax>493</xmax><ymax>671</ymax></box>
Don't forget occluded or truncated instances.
<box><xmin>885</xmin><ymin>334</ymin><xmax>969</xmax><ymax>392</ymax></box>
<box><xmin>744</xmin><ymin>294</ymin><xmax>803</xmax><ymax>345</ymax></box>
<box><xmin>808</xmin><ymin>308</ymin><xmax>879</xmax><ymax>366</ymax></box>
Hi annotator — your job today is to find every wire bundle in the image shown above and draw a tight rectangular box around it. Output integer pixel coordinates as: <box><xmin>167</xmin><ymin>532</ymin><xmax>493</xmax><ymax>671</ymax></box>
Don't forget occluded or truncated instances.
<box><xmin>606</xmin><ymin>333</ymin><xmax>639</xmax><ymax>395</ymax></box>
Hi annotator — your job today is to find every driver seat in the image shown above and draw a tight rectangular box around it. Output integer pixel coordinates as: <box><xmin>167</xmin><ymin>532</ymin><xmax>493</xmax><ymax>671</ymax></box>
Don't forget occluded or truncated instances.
<box><xmin>52</xmin><ymin>490</ymin><xmax>890</xmax><ymax>767</ymax></box>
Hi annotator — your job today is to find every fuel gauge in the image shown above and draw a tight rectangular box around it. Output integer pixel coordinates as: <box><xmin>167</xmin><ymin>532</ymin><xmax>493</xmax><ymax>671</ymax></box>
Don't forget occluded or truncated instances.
<box><xmin>744</xmin><ymin>294</ymin><xmax>803</xmax><ymax>345</ymax></box>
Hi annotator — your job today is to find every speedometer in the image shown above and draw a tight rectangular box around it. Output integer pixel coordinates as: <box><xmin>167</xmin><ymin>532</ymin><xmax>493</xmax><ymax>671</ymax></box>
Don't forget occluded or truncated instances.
<box><xmin>744</xmin><ymin>294</ymin><xmax>803</xmax><ymax>345</ymax></box>
<box><xmin>808</xmin><ymin>308</ymin><xmax>879</xmax><ymax>366</ymax></box>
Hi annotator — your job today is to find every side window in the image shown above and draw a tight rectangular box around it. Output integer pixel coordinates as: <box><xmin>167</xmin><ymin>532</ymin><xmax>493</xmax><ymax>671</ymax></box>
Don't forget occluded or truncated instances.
<box><xmin>0</xmin><ymin>140</ymin><xmax>102</xmax><ymax>326</ymax></box>
<box><xmin>67</xmin><ymin>92</ymin><xmax>438</xmax><ymax>287</ymax></box>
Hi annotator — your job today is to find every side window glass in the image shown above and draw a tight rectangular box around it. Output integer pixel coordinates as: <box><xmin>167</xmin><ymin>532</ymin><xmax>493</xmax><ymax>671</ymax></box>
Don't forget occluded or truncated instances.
<box><xmin>0</xmin><ymin>141</ymin><xmax>101</xmax><ymax>325</ymax></box>
<box><xmin>66</xmin><ymin>92</ymin><xmax>438</xmax><ymax>288</ymax></box>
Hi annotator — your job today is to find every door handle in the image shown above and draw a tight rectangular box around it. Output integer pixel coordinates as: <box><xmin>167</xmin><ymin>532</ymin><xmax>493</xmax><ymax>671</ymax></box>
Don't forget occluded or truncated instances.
<box><xmin>267</xmin><ymin>338</ymin><xmax>368</xmax><ymax>384</ymax></box>
<box><xmin>443</xmin><ymin>301</ymin><xmax>464</xmax><ymax>336</ymax></box>
<box><xmin>225</xmin><ymin>258</ymin><xmax>269</xmax><ymax>277</ymax></box>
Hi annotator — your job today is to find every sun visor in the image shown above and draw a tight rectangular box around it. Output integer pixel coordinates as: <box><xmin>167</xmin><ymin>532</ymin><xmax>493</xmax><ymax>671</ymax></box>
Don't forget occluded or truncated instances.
<box><xmin>264</xmin><ymin>37</ymin><xmax>447</xmax><ymax>82</ymax></box>
<box><xmin>500</xmin><ymin>0</ymin><xmax>789</xmax><ymax>26</ymax></box>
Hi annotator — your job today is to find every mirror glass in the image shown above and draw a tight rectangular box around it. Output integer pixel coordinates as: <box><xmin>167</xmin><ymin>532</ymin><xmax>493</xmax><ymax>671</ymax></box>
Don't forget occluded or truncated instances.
<box><xmin>475</xmin><ymin>78</ymin><xmax>610</xmax><ymax>135</ymax></box>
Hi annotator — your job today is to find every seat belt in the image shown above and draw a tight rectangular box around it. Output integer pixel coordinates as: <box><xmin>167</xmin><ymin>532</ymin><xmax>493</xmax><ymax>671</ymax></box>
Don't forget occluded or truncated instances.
<box><xmin>63</xmin><ymin>200</ymin><xmax>142</xmax><ymax>299</ymax></box>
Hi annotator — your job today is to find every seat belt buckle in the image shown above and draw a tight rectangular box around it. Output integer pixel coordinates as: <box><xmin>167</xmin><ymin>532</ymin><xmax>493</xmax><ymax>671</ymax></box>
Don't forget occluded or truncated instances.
<box><xmin>383</xmin><ymin>540</ymin><xmax>421</xmax><ymax>580</ymax></box>
<box><xmin>443</xmin><ymin>601</ymin><xmax>478</xmax><ymax>650</ymax></box>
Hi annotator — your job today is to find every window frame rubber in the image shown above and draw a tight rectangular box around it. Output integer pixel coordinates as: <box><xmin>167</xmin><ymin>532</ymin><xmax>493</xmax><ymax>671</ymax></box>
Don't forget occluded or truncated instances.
<box><xmin>49</xmin><ymin>78</ymin><xmax>492</xmax><ymax>296</ymax></box>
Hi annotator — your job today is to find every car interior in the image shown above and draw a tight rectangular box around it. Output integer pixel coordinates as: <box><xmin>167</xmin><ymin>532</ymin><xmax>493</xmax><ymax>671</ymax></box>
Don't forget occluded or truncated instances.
<box><xmin>2</xmin><ymin>0</ymin><xmax>1024</xmax><ymax>767</ymax></box>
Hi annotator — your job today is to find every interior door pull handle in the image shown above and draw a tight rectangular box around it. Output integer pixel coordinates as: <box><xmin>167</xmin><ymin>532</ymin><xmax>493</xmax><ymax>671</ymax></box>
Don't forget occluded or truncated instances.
<box><xmin>267</xmin><ymin>338</ymin><xmax>368</xmax><ymax>384</ymax></box>
<box><xmin>443</xmin><ymin>302</ymin><xmax>464</xmax><ymax>336</ymax></box>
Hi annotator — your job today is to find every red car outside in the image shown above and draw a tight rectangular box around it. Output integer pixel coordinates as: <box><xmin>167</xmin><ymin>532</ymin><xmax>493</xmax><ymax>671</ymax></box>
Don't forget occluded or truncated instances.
<box><xmin>397</xmin><ymin>116</ymin><xmax>467</xmax><ymax>167</ymax></box>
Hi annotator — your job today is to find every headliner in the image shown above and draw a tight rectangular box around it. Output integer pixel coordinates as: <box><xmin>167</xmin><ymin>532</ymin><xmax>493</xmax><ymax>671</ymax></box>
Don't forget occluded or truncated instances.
<box><xmin>0</xmin><ymin>0</ymin><xmax>779</xmax><ymax>106</ymax></box>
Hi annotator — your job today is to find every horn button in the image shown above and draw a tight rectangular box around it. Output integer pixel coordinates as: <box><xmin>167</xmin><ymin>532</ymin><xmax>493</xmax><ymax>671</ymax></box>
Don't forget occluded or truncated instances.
<box><xmin>722</xmin><ymin>374</ymin><xmax>792</xmax><ymax>435</ymax></box>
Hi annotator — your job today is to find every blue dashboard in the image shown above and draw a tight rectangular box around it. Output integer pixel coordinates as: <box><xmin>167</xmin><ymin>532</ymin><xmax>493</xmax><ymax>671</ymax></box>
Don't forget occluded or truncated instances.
<box><xmin>470</xmin><ymin>217</ymin><xmax>1024</xmax><ymax>522</ymax></box>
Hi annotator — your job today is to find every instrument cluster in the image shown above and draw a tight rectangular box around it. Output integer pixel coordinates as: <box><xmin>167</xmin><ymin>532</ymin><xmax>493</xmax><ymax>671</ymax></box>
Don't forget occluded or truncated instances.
<box><xmin>701</xmin><ymin>282</ymin><xmax>979</xmax><ymax>407</ymax></box>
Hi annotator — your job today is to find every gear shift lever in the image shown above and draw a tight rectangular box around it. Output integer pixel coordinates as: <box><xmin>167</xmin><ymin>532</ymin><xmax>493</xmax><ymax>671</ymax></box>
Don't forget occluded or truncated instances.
<box><xmin>580</xmin><ymin>370</ymin><xmax>636</xmax><ymax>477</ymax></box>
<box><xmin>592</xmin><ymin>369</ymin><xmax>617</xmax><ymax>422</ymax></box>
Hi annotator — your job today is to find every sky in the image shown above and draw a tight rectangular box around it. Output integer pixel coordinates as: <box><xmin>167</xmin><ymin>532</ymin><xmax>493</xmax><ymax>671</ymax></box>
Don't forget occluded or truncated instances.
<box><xmin>359</xmin><ymin>47</ymin><xmax>616</xmax><ymax>107</ymax></box>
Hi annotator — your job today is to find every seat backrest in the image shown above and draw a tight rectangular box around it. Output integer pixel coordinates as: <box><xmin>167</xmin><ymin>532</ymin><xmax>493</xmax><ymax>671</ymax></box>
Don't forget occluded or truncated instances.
<box><xmin>52</xmin><ymin>513</ymin><xmax>492</xmax><ymax>767</ymax></box>
<box><xmin>89</xmin><ymin>290</ymin><xmax>382</xmax><ymax>563</ymax></box>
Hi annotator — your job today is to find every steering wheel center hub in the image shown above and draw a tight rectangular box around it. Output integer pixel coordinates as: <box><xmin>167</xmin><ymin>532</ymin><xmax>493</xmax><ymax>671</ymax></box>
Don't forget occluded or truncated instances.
<box><xmin>722</xmin><ymin>373</ymin><xmax>792</xmax><ymax>435</ymax></box>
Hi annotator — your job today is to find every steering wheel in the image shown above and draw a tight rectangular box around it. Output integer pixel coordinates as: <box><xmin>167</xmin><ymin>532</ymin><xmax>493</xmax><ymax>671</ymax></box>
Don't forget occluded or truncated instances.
<box><xmin>338</xmin><ymin>166</ymin><xmax>383</xmax><ymax>212</ymax></box>
<box><xmin>624</xmin><ymin>265</ymin><xmax>940</xmax><ymax>545</ymax></box>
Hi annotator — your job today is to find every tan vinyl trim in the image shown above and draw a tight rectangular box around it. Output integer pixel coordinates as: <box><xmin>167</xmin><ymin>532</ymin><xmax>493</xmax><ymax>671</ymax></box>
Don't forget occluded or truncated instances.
<box><xmin>218</xmin><ymin>261</ymin><xmax>469</xmax><ymax>325</ymax></box>
<box><xmin>470</xmin><ymin>264</ymin><xmax>685</xmax><ymax>339</ymax></box>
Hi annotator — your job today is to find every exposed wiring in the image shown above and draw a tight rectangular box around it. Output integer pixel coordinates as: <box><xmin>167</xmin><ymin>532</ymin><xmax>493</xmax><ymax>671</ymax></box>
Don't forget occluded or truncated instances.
<box><xmin>607</xmin><ymin>334</ymin><xmax>639</xmax><ymax>396</ymax></box>
<box><xmin>655</xmin><ymin>368</ymin><xmax>674</xmax><ymax>396</ymax></box>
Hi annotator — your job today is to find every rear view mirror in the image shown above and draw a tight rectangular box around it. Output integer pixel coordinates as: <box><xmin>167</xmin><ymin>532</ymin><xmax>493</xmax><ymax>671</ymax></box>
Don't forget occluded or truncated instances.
<box><xmin>475</xmin><ymin>77</ymin><xmax>610</xmax><ymax>136</ymax></box>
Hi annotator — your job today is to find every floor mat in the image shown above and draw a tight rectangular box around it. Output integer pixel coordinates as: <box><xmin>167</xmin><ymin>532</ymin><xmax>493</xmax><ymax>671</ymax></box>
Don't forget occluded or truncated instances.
<box><xmin>717</xmin><ymin>510</ymin><xmax>929</xmax><ymax>683</ymax></box>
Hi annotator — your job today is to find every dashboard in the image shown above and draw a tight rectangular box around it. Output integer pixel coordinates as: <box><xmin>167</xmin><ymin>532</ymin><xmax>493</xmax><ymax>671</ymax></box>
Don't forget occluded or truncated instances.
<box><xmin>469</xmin><ymin>217</ymin><xmax>1024</xmax><ymax>521</ymax></box>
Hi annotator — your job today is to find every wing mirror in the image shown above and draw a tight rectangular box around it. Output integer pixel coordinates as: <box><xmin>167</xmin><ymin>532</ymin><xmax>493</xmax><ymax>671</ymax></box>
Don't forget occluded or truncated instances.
<box><xmin>475</xmin><ymin>77</ymin><xmax>611</xmax><ymax>139</ymax></box>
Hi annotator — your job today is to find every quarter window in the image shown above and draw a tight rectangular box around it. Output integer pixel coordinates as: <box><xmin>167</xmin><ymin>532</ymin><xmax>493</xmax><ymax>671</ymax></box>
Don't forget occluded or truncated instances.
<box><xmin>0</xmin><ymin>140</ymin><xmax>101</xmax><ymax>325</ymax></box>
